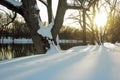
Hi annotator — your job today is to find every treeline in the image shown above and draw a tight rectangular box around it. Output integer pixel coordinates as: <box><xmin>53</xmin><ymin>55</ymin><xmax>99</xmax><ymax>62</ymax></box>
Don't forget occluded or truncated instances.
<box><xmin>0</xmin><ymin>20</ymin><xmax>120</xmax><ymax>43</ymax></box>
<box><xmin>0</xmin><ymin>15</ymin><xmax>120</xmax><ymax>44</ymax></box>
<box><xmin>0</xmin><ymin>20</ymin><xmax>31</xmax><ymax>39</ymax></box>
<box><xmin>0</xmin><ymin>21</ymin><xmax>89</xmax><ymax>40</ymax></box>
<box><xmin>106</xmin><ymin>15</ymin><xmax>120</xmax><ymax>43</ymax></box>
<box><xmin>59</xmin><ymin>26</ymin><xmax>91</xmax><ymax>41</ymax></box>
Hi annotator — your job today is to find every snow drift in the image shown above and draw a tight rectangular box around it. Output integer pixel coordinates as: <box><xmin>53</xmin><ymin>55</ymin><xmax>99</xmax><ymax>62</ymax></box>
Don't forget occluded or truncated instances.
<box><xmin>0</xmin><ymin>43</ymin><xmax>120</xmax><ymax>80</ymax></box>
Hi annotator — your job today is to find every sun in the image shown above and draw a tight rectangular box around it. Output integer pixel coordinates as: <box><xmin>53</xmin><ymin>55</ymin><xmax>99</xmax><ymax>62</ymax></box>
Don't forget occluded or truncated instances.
<box><xmin>94</xmin><ymin>12</ymin><xmax>107</xmax><ymax>28</ymax></box>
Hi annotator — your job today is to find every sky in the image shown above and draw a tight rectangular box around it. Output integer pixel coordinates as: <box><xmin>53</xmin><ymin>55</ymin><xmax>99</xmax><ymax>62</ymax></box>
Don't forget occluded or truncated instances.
<box><xmin>37</xmin><ymin>0</ymin><xmax>112</xmax><ymax>29</ymax></box>
<box><xmin>0</xmin><ymin>0</ymin><xmax>114</xmax><ymax>29</ymax></box>
<box><xmin>38</xmin><ymin>0</ymin><xmax>81</xmax><ymax>28</ymax></box>
<box><xmin>0</xmin><ymin>0</ymin><xmax>81</xmax><ymax>29</ymax></box>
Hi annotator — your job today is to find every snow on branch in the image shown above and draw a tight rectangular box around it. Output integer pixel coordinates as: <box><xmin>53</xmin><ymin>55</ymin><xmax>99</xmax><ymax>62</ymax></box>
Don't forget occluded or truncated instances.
<box><xmin>5</xmin><ymin>0</ymin><xmax>22</xmax><ymax>7</ymax></box>
<box><xmin>37</xmin><ymin>18</ymin><xmax>54</xmax><ymax>39</ymax></box>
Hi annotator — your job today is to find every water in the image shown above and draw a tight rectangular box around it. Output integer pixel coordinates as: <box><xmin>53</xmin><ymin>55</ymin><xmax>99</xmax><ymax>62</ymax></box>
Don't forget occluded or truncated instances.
<box><xmin>0</xmin><ymin>43</ymin><xmax>82</xmax><ymax>61</ymax></box>
<box><xmin>0</xmin><ymin>44</ymin><xmax>37</xmax><ymax>61</ymax></box>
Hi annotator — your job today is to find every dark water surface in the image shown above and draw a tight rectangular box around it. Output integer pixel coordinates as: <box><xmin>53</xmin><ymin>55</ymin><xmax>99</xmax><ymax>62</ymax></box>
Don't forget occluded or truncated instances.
<box><xmin>0</xmin><ymin>44</ymin><xmax>37</xmax><ymax>61</ymax></box>
<box><xmin>0</xmin><ymin>43</ymin><xmax>81</xmax><ymax>61</ymax></box>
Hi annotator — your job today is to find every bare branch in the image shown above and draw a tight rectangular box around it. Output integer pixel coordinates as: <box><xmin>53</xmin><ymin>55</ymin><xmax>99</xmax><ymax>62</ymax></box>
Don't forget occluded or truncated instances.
<box><xmin>39</xmin><ymin>0</ymin><xmax>48</xmax><ymax>7</ymax></box>
<box><xmin>67</xmin><ymin>4</ymin><xmax>83</xmax><ymax>9</ymax></box>
<box><xmin>0</xmin><ymin>0</ymin><xmax>23</xmax><ymax>15</ymax></box>
<box><xmin>2</xmin><ymin>12</ymin><xmax>17</xmax><ymax>28</ymax></box>
<box><xmin>67</xmin><ymin>0</ymin><xmax>99</xmax><ymax>10</ymax></box>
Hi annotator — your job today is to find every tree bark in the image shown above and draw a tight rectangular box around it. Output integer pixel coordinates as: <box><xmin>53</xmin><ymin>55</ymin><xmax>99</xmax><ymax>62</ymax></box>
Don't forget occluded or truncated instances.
<box><xmin>91</xmin><ymin>5</ymin><xmax>96</xmax><ymax>45</ymax></box>
<box><xmin>82</xmin><ymin>10</ymin><xmax>87</xmax><ymax>45</ymax></box>
<box><xmin>21</xmin><ymin>0</ymin><xmax>49</xmax><ymax>54</ymax></box>
<box><xmin>51</xmin><ymin>0</ymin><xmax>67</xmax><ymax>45</ymax></box>
<box><xmin>47</xmin><ymin>0</ymin><xmax>52</xmax><ymax>23</ymax></box>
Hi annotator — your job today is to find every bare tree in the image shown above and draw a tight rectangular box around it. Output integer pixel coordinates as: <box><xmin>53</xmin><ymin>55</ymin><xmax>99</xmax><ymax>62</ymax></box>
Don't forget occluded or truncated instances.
<box><xmin>0</xmin><ymin>0</ymin><xmax>97</xmax><ymax>54</ymax></box>
<box><xmin>65</xmin><ymin>0</ymin><xmax>98</xmax><ymax>45</ymax></box>
<box><xmin>96</xmin><ymin>0</ymin><xmax>119</xmax><ymax>44</ymax></box>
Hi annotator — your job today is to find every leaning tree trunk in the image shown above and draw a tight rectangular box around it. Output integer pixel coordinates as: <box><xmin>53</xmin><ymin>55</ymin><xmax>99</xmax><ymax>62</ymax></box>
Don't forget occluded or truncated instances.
<box><xmin>22</xmin><ymin>0</ymin><xmax>49</xmax><ymax>54</ymax></box>
<box><xmin>51</xmin><ymin>0</ymin><xmax>67</xmax><ymax>45</ymax></box>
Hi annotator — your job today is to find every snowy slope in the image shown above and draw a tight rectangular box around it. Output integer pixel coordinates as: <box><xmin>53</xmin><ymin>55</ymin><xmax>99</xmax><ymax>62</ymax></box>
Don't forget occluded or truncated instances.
<box><xmin>0</xmin><ymin>43</ymin><xmax>120</xmax><ymax>80</ymax></box>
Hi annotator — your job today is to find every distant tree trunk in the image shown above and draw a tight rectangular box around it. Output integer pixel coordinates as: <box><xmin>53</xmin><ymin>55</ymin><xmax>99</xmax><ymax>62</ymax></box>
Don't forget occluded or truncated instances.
<box><xmin>91</xmin><ymin>5</ymin><xmax>96</xmax><ymax>45</ymax></box>
<box><xmin>82</xmin><ymin>10</ymin><xmax>87</xmax><ymax>45</ymax></box>
<box><xmin>91</xmin><ymin>29</ymin><xmax>95</xmax><ymax>44</ymax></box>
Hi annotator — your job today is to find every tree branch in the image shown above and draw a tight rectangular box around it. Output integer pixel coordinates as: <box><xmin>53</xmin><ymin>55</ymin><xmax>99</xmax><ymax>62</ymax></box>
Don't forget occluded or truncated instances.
<box><xmin>67</xmin><ymin>0</ymin><xmax>99</xmax><ymax>10</ymax></box>
<box><xmin>2</xmin><ymin>12</ymin><xmax>17</xmax><ymax>28</ymax></box>
<box><xmin>39</xmin><ymin>0</ymin><xmax>48</xmax><ymax>7</ymax></box>
<box><xmin>0</xmin><ymin>0</ymin><xmax>23</xmax><ymax>15</ymax></box>
<box><xmin>67</xmin><ymin>4</ymin><xmax>83</xmax><ymax>10</ymax></box>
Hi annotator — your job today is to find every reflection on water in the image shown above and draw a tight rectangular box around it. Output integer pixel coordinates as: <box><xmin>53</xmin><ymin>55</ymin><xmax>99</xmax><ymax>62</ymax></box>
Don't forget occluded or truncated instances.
<box><xmin>0</xmin><ymin>43</ymin><xmax>81</xmax><ymax>61</ymax></box>
<box><xmin>0</xmin><ymin>44</ymin><xmax>37</xmax><ymax>61</ymax></box>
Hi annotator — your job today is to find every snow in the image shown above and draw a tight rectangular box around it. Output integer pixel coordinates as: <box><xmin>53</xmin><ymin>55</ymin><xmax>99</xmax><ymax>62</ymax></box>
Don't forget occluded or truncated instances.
<box><xmin>37</xmin><ymin>13</ymin><xmax>58</xmax><ymax>54</ymax></box>
<box><xmin>82</xmin><ymin>2</ymin><xmax>89</xmax><ymax>9</ymax></box>
<box><xmin>34</xmin><ymin>4</ymin><xmax>39</xmax><ymax>10</ymax></box>
<box><xmin>37</xmin><ymin>0</ymin><xmax>55</xmax><ymax>39</ymax></box>
<box><xmin>37</xmin><ymin>18</ymin><xmax>54</xmax><ymax>39</ymax></box>
<box><xmin>45</xmin><ymin>40</ymin><xmax>60</xmax><ymax>54</ymax></box>
<box><xmin>5</xmin><ymin>0</ymin><xmax>22</xmax><ymax>7</ymax></box>
<box><xmin>0</xmin><ymin>43</ymin><xmax>120</xmax><ymax>80</ymax></box>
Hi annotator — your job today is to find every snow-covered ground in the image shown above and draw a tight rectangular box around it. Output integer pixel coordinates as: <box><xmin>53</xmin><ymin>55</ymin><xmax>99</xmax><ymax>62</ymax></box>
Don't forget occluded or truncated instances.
<box><xmin>0</xmin><ymin>43</ymin><xmax>120</xmax><ymax>80</ymax></box>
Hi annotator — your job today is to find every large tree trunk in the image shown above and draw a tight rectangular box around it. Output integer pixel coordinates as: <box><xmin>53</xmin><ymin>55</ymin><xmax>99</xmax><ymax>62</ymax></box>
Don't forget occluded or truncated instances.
<box><xmin>21</xmin><ymin>0</ymin><xmax>49</xmax><ymax>54</ymax></box>
<box><xmin>51</xmin><ymin>0</ymin><xmax>67</xmax><ymax>45</ymax></box>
